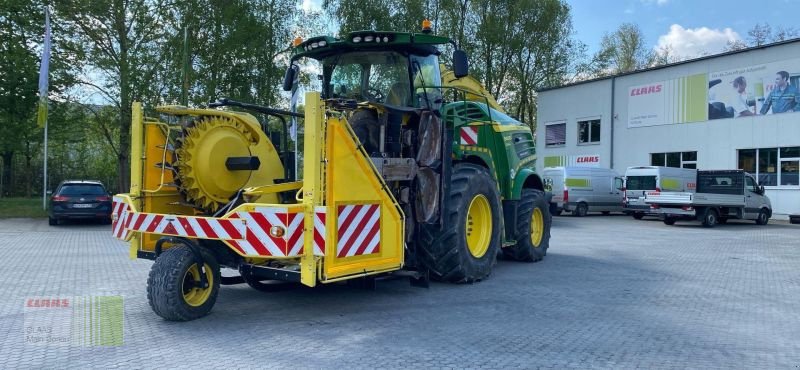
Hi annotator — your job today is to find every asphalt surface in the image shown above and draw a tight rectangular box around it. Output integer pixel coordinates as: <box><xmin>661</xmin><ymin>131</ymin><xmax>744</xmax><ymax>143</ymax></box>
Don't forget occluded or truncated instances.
<box><xmin>0</xmin><ymin>214</ymin><xmax>798</xmax><ymax>369</ymax></box>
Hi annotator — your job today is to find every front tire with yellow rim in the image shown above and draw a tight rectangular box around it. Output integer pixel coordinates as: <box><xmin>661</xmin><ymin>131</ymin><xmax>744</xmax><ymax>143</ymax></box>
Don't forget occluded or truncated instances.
<box><xmin>419</xmin><ymin>163</ymin><xmax>501</xmax><ymax>283</ymax></box>
<box><xmin>147</xmin><ymin>244</ymin><xmax>220</xmax><ymax>321</ymax></box>
<box><xmin>503</xmin><ymin>188</ymin><xmax>552</xmax><ymax>262</ymax></box>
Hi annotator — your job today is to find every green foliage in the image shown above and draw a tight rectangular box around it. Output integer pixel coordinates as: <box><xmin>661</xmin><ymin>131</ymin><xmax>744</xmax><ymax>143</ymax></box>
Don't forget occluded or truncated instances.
<box><xmin>0</xmin><ymin>197</ymin><xmax>47</xmax><ymax>218</ymax></box>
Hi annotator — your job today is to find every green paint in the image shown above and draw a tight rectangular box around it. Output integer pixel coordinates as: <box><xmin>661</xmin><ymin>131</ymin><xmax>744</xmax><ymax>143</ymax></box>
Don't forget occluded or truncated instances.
<box><xmin>661</xmin><ymin>178</ymin><xmax>680</xmax><ymax>190</ymax></box>
<box><xmin>544</xmin><ymin>156</ymin><xmax>565</xmax><ymax>168</ymax></box>
<box><xmin>685</xmin><ymin>74</ymin><xmax>707</xmax><ymax>122</ymax></box>
<box><xmin>565</xmin><ymin>178</ymin><xmax>591</xmax><ymax>187</ymax></box>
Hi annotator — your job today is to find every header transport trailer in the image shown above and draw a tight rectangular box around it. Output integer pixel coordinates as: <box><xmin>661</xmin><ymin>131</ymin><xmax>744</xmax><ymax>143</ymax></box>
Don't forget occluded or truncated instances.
<box><xmin>111</xmin><ymin>22</ymin><xmax>553</xmax><ymax>321</ymax></box>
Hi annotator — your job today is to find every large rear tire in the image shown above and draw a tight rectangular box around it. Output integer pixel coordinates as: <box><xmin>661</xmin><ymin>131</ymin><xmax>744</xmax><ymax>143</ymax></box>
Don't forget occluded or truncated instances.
<box><xmin>633</xmin><ymin>212</ymin><xmax>645</xmax><ymax>220</ymax></box>
<box><xmin>503</xmin><ymin>189</ymin><xmax>552</xmax><ymax>262</ymax></box>
<box><xmin>147</xmin><ymin>245</ymin><xmax>220</xmax><ymax>321</ymax></box>
<box><xmin>418</xmin><ymin>163</ymin><xmax>501</xmax><ymax>283</ymax></box>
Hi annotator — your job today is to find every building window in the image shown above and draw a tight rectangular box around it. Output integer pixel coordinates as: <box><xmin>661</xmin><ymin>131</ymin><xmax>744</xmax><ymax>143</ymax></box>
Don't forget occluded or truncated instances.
<box><xmin>737</xmin><ymin>146</ymin><xmax>800</xmax><ymax>187</ymax></box>
<box><xmin>545</xmin><ymin>121</ymin><xmax>566</xmax><ymax>147</ymax></box>
<box><xmin>651</xmin><ymin>151</ymin><xmax>697</xmax><ymax>168</ymax></box>
<box><xmin>577</xmin><ymin>119</ymin><xmax>600</xmax><ymax>145</ymax></box>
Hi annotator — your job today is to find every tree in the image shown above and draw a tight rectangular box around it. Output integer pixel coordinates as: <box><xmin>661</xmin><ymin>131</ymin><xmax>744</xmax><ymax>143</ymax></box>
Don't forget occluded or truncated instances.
<box><xmin>56</xmin><ymin>0</ymin><xmax>173</xmax><ymax>192</ymax></box>
<box><xmin>593</xmin><ymin>23</ymin><xmax>654</xmax><ymax>76</ymax></box>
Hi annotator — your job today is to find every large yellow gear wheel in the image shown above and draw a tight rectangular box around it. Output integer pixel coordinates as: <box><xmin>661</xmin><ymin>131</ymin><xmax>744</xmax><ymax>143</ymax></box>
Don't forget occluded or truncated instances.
<box><xmin>173</xmin><ymin>114</ymin><xmax>284</xmax><ymax>213</ymax></box>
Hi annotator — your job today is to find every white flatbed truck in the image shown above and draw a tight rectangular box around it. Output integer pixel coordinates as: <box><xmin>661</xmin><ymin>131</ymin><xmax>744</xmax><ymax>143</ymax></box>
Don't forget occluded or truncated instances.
<box><xmin>644</xmin><ymin>170</ymin><xmax>772</xmax><ymax>227</ymax></box>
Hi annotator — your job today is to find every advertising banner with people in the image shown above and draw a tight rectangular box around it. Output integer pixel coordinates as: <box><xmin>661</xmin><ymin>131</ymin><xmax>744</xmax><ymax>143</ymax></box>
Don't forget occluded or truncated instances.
<box><xmin>709</xmin><ymin>59</ymin><xmax>800</xmax><ymax>119</ymax></box>
<box><xmin>627</xmin><ymin>58</ymin><xmax>799</xmax><ymax>128</ymax></box>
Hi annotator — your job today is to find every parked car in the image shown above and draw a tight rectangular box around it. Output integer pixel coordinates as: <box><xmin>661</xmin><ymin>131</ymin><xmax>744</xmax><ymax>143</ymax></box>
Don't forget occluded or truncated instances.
<box><xmin>645</xmin><ymin>170</ymin><xmax>771</xmax><ymax>227</ymax></box>
<box><xmin>48</xmin><ymin>180</ymin><xmax>113</xmax><ymax>225</ymax></box>
<box><xmin>623</xmin><ymin>166</ymin><xmax>697</xmax><ymax>219</ymax></box>
<box><xmin>543</xmin><ymin>166</ymin><xmax>625</xmax><ymax>216</ymax></box>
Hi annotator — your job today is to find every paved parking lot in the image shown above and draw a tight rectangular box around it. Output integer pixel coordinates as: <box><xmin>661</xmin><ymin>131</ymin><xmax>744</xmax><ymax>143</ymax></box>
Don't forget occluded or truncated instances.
<box><xmin>0</xmin><ymin>215</ymin><xmax>798</xmax><ymax>368</ymax></box>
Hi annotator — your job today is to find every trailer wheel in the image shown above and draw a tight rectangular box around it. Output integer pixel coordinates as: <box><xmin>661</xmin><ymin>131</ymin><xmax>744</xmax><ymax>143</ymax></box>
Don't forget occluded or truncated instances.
<box><xmin>503</xmin><ymin>189</ymin><xmax>551</xmax><ymax>262</ymax></box>
<box><xmin>573</xmin><ymin>202</ymin><xmax>588</xmax><ymax>217</ymax></box>
<box><xmin>147</xmin><ymin>244</ymin><xmax>220</xmax><ymax>321</ymax></box>
<box><xmin>633</xmin><ymin>212</ymin><xmax>645</xmax><ymax>220</ymax></box>
<box><xmin>756</xmin><ymin>209</ymin><xmax>769</xmax><ymax>225</ymax></box>
<box><xmin>663</xmin><ymin>217</ymin><xmax>676</xmax><ymax>225</ymax></box>
<box><xmin>702</xmin><ymin>208</ymin><xmax>718</xmax><ymax>228</ymax></box>
<box><xmin>418</xmin><ymin>163</ymin><xmax>501</xmax><ymax>283</ymax></box>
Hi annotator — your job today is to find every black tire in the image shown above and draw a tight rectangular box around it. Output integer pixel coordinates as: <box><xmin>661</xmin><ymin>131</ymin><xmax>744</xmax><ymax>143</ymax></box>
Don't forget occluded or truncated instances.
<box><xmin>147</xmin><ymin>245</ymin><xmax>220</xmax><ymax>321</ymax></box>
<box><xmin>633</xmin><ymin>212</ymin><xmax>645</xmax><ymax>220</ymax></box>
<box><xmin>756</xmin><ymin>209</ymin><xmax>769</xmax><ymax>225</ymax></box>
<box><xmin>48</xmin><ymin>217</ymin><xmax>58</xmax><ymax>226</ymax></box>
<box><xmin>663</xmin><ymin>217</ymin><xmax>676</xmax><ymax>225</ymax></box>
<box><xmin>418</xmin><ymin>163</ymin><xmax>501</xmax><ymax>283</ymax></box>
<box><xmin>503</xmin><ymin>189</ymin><xmax>552</xmax><ymax>262</ymax></box>
<box><xmin>573</xmin><ymin>202</ymin><xmax>588</xmax><ymax>217</ymax></box>
<box><xmin>702</xmin><ymin>208</ymin><xmax>718</xmax><ymax>228</ymax></box>
<box><xmin>348</xmin><ymin>109</ymin><xmax>380</xmax><ymax>154</ymax></box>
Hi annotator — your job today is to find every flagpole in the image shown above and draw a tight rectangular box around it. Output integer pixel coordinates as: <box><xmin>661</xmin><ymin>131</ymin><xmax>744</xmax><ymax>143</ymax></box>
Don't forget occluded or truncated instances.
<box><xmin>39</xmin><ymin>7</ymin><xmax>51</xmax><ymax>210</ymax></box>
<box><xmin>43</xmin><ymin>121</ymin><xmax>48</xmax><ymax>210</ymax></box>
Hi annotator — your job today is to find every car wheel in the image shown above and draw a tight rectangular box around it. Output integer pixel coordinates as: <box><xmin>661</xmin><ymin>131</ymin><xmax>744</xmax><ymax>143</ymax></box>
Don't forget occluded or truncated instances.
<box><xmin>633</xmin><ymin>212</ymin><xmax>644</xmax><ymax>220</ymax></box>
<box><xmin>573</xmin><ymin>202</ymin><xmax>588</xmax><ymax>217</ymax></box>
<box><xmin>48</xmin><ymin>217</ymin><xmax>58</xmax><ymax>226</ymax></box>
<box><xmin>755</xmin><ymin>209</ymin><xmax>769</xmax><ymax>225</ymax></box>
<box><xmin>702</xmin><ymin>208</ymin><xmax>718</xmax><ymax>228</ymax></box>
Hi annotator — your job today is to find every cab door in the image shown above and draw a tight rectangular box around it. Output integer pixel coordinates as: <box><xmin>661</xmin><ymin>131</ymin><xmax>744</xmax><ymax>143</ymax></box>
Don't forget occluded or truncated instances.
<box><xmin>744</xmin><ymin>175</ymin><xmax>761</xmax><ymax>219</ymax></box>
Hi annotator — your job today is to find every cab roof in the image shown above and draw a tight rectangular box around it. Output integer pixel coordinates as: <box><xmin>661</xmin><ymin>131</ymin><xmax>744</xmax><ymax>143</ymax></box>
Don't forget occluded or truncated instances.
<box><xmin>290</xmin><ymin>31</ymin><xmax>451</xmax><ymax>61</ymax></box>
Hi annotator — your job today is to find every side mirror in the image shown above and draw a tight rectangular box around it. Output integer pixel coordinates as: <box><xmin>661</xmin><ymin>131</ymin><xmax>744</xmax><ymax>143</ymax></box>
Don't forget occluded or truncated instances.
<box><xmin>759</xmin><ymin>185</ymin><xmax>765</xmax><ymax>194</ymax></box>
<box><xmin>614</xmin><ymin>178</ymin><xmax>624</xmax><ymax>191</ymax></box>
<box><xmin>282</xmin><ymin>65</ymin><xmax>296</xmax><ymax>91</ymax></box>
<box><xmin>453</xmin><ymin>49</ymin><xmax>469</xmax><ymax>78</ymax></box>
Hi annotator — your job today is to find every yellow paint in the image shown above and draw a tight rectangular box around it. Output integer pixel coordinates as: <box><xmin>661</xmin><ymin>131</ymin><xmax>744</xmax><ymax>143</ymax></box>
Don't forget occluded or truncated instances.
<box><xmin>129</xmin><ymin>103</ymin><xmax>144</xmax><ymax>260</ymax></box>
<box><xmin>301</xmin><ymin>92</ymin><xmax>325</xmax><ymax>287</ymax></box>
<box><xmin>182</xmin><ymin>263</ymin><xmax>214</xmax><ymax>307</ymax></box>
<box><xmin>243</xmin><ymin>182</ymin><xmax>303</xmax><ymax>196</ymax></box>
<box><xmin>491</xmin><ymin>124</ymin><xmax>529</xmax><ymax>133</ymax></box>
<box><xmin>466</xmin><ymin>194</ymin><xmax>492</xmax><ymax>258</ymax></box>
<box><xmin>441</xmin><ymin>68</ymin><xmax>505</xmax><ymax>113</ymax></box>
<box><xmin>531</xmin><ymin>207</ymin><xmax>544</xmax><ymax>247</ymax></box>
<box><xmin>322</xmin><ymin>114</ymin><xmax>404</xmax><ymax>281</ymax></box>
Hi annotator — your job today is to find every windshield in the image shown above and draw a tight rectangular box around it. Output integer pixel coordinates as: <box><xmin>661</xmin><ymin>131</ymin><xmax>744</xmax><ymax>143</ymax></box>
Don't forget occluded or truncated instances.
<box><xmin>58</xmin><ymin>184</ymin><xmax>106</xmax><ymax>195</ymax></box>
<box><xmin>324</xmin><ymin>51</ymin><xmax>410</xmax><ymax>105</ymax></box>
<box><xmin>474</xmin><ymin>103</ymin><xmax>522</xmax><ymax>125</ymax></box>
<box><xmin>626</xmin><ymin>176</ymin><xmax>657</xmax><ymax>190</ymax></box>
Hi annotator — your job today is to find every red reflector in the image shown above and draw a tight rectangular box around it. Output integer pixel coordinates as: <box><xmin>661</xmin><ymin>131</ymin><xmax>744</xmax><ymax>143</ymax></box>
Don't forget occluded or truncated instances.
<box><xmin>655</xmin><ymin>187</ymin><xmax>662</xmax><ymax>192</ymax></box>
<box><xmin>52</xmin><ymin>195</ymin><xmax>69</xmax><ymax>202</ymax></box>
<box><xmin>97</xmin><ymin>196</ymin><xmax>111</xmax><ymax>202</ymax></box>
<box><xmin>650</xmin><ymin>204</ymin><xmax>660</xmax><ymax>209</ymax></box>
<box><xmin>563</xmin><ymin>189</ymin><xmax>569</xmax><ymax>203</ymax></box>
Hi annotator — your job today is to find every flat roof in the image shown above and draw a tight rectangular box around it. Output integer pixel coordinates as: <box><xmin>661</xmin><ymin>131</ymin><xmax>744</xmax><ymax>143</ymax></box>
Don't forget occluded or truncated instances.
<box><xmin>538</xmin><ymin>37</ymin><xmax>800</xmax><ymax>92</ymax></box>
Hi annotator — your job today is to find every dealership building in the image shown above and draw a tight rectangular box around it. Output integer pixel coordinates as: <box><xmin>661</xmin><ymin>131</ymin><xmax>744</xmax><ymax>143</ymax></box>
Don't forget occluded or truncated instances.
<box><xmin>535</xmin><ymin>39</ymin><xmax>800</xmax><ymax>217</ymax></box>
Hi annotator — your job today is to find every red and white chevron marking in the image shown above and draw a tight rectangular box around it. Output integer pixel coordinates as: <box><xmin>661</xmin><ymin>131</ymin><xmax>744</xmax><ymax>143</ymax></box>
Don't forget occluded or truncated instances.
<box><xmin>124</xmin><ymin>212</ymin><xmax>246</xmax><ymax>241</ymax></box>
<box><xmin>313</xmin><ymin>207</ymin><xmax>326</xmax><ymax>256</ymax></box>
<box><xmin>115</xmin><ymin>206</ymin><xmax>329</xmax><ymax>258</ymax></box>
<box><xmin>111</xmin><ymin>197</ymin><xmax>131</xmax><ymax>240</ymax></box>
<box><xmin>336</xmin><ymin>204</ymin><xmax>380</xmax><ymax>258</ymax></box>
<box><xmin>460</xmin><ymin>126</ymin><xmax>478</xmax><ymax>145</ymax></box>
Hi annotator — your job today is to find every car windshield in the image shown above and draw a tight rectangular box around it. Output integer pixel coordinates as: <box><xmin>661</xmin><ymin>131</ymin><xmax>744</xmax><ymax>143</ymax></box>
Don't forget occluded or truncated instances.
<box><xmin>626</xmin><ymin>176</ymin><xmax>657</xmax><ymax>190</ymax></box>
<box><xmin>324</xmin><ymin>51</ymin><xmax>410</xmax><ymax>105</ymax></box>
<box><xmin>59</xmin><ymin>184</ymin><xmax>106</xmax><ymax>195</ymax></box>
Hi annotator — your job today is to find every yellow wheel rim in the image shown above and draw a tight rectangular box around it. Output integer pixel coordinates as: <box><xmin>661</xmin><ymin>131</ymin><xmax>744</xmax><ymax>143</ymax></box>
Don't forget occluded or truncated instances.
<box><xmin>466</xmin><ymin>194</ymin><xmax>492</xmax><ymax>258</ymax></box>
<box><xmin>530</xmin><ymin>207</ymin><xmax>544</xmax><ymax>247</ymax></box>
<box><xmin>182</xmin><ymin>264</ymin><xmax>213</xmax><ymax>307</ymax></box>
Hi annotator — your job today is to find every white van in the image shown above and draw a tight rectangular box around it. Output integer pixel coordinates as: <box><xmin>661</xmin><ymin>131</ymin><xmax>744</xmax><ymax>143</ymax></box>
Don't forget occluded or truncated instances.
<box><xmin>623</xmin><ymin>166</ymin><xmax>697</xmax><ymax>219</ymax></box>
<box><xmin>543</xmin><ymin>167</ymin><xmax>625</xmax><ymax>216</ymax></box>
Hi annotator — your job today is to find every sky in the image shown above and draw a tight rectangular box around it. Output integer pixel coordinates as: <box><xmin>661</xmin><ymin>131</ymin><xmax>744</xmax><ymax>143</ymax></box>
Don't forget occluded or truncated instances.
<box><xmin>302</xmin><ymin>0</ymin><xmax>799</xmax><ymax>59</ymax></box>
<box><xmin>568</xmin><ymin>0</ymin><xmax>799</xmax><ymax>58</ymax></box>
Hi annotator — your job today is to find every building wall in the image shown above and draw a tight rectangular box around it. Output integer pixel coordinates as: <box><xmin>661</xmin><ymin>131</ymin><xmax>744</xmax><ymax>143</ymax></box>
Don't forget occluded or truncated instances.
<box><xmin>537</xmin><ymin>41</ymin><xmax>800</xmax><ymax>216</ymax></box>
